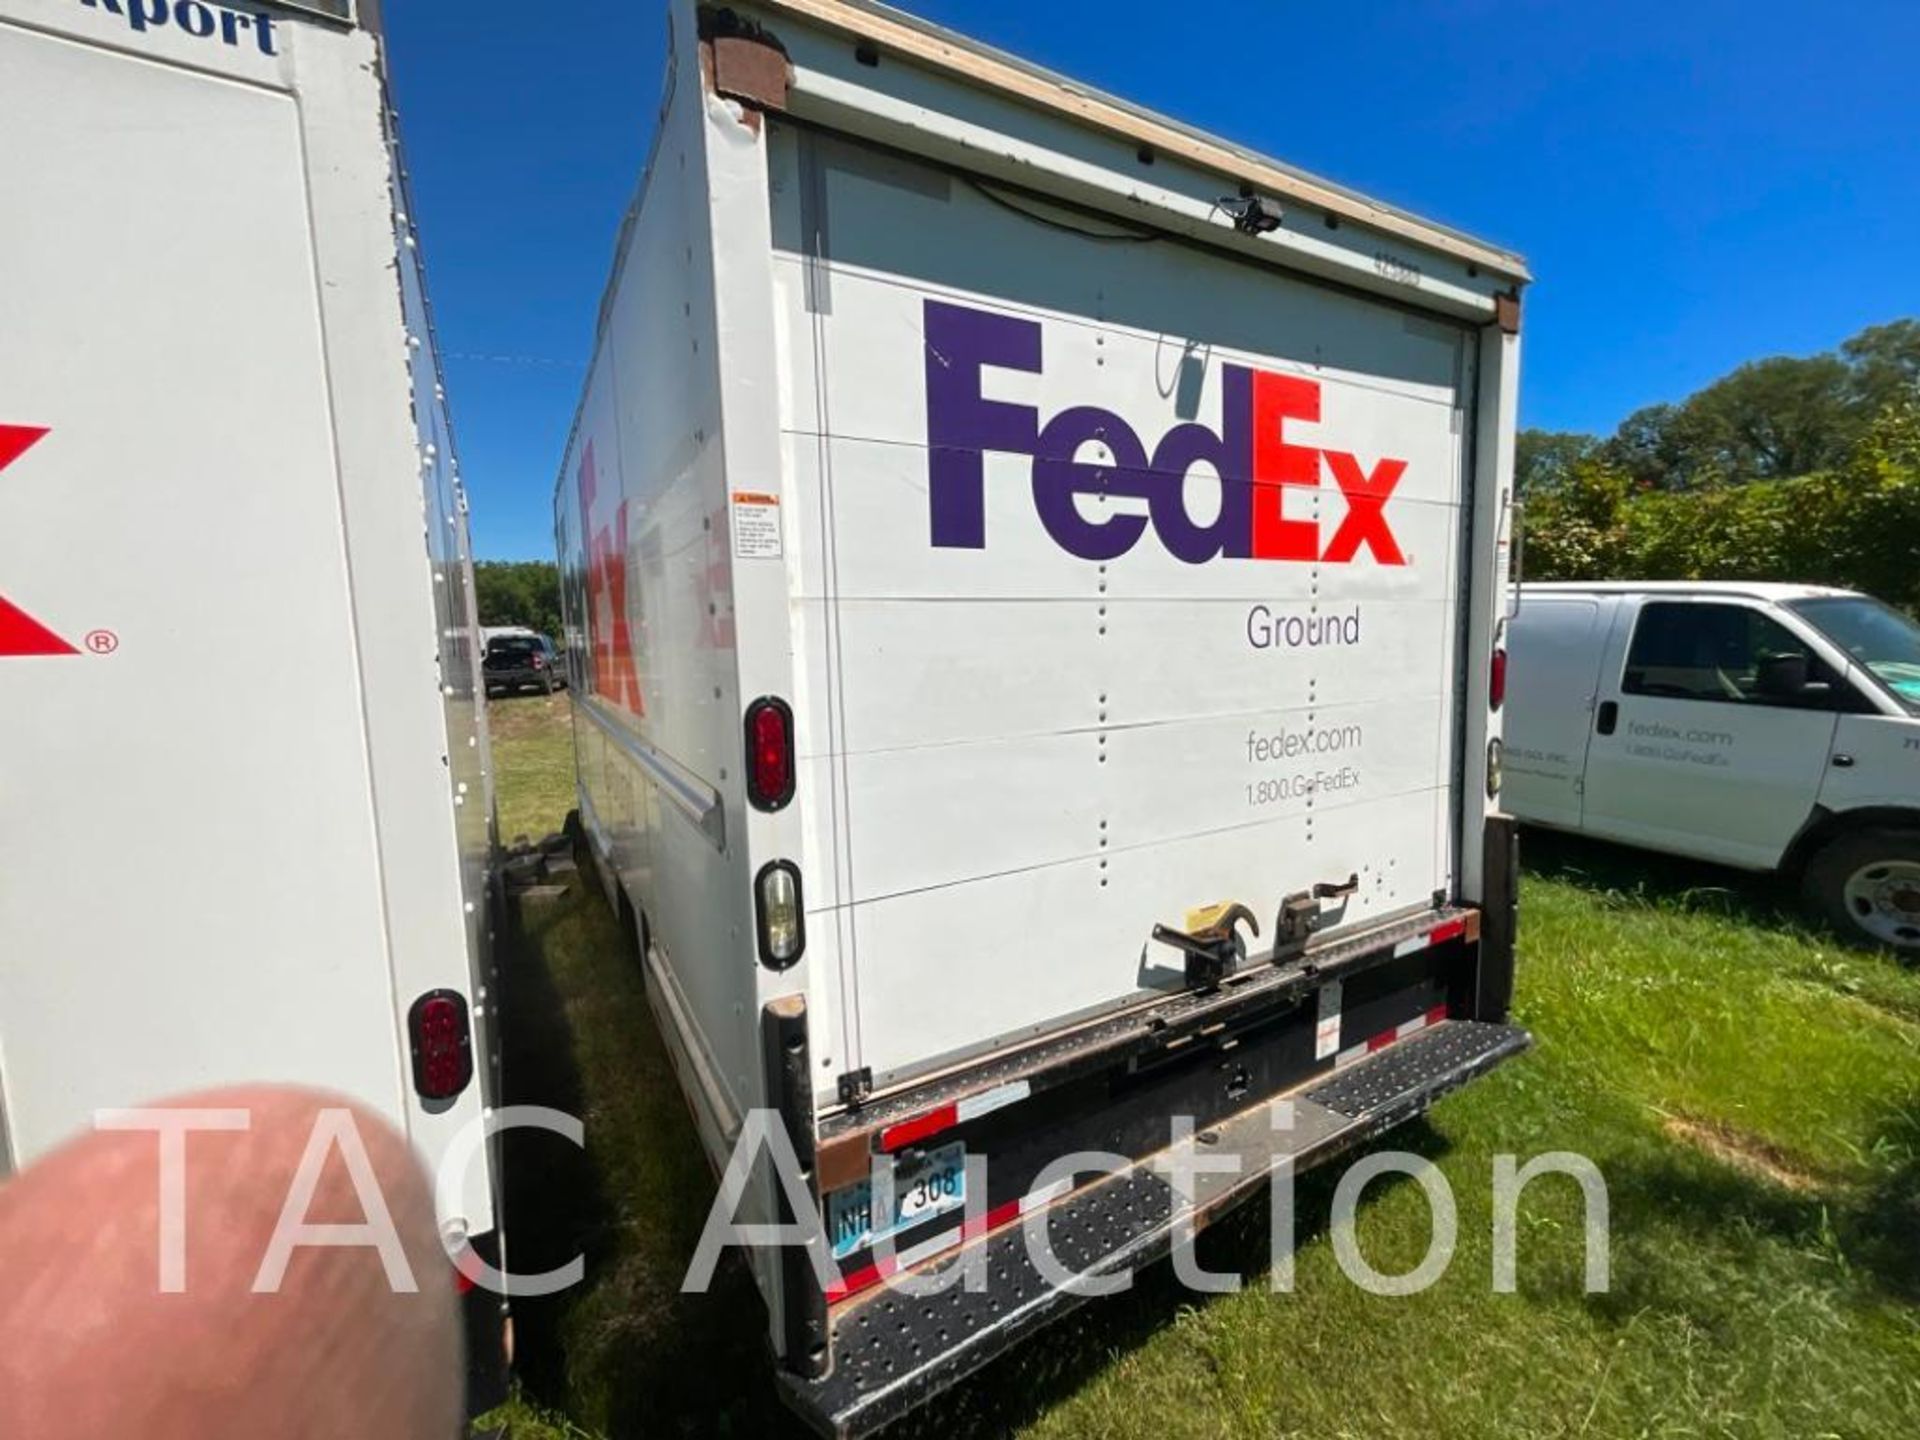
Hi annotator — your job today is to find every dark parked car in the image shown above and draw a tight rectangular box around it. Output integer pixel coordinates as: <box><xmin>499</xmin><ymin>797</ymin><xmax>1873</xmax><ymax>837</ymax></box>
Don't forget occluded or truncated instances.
<box><xmin>483</xmin><ymin>633</ymin><xmax>567</xmax><ymax>697</ymax></box>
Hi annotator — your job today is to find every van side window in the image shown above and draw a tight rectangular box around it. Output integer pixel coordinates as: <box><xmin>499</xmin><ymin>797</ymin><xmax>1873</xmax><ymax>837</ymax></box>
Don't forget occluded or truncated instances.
<box><xmin>1622</xmin><ymin>602</ymin><xmax>1844</xmax><ymax>709</ymax></box>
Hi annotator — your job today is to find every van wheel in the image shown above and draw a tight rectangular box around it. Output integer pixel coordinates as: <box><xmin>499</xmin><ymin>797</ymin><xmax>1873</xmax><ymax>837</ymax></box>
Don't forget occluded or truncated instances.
<box><xmin>1803</xmin><ymin>830</ymin><xmax>1920</xmax><ymax>953</ymax></box>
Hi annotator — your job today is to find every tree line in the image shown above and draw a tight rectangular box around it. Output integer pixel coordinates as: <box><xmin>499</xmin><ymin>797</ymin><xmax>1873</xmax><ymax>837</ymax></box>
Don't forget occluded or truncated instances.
<box><xmin>474</xmin><ymin>559</ymin><xmax>563</xmax><ymax>639</ymax></box>
<box><xmin>1518</xmin><ymin>319</ymin><xmax>1920</xmax><ymax>608</ymax></box>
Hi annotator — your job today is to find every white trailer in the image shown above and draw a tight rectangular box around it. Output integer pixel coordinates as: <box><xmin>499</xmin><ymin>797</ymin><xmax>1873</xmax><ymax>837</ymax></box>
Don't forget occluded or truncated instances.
<box><xmin>0</xmin><ymin>0</ymin><xmax>506</xmax><ymax>1397</ymax></box>
<box><xmin>558</xmin><ymin>3</ymin><xmax>1530</xmax><ymax>1430</ymax></box>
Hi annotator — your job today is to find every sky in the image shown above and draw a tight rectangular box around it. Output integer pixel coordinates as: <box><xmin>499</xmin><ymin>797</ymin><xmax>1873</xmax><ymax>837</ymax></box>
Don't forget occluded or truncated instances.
<box><xmin>382</xmin><ymin>1</ymin><xmax>1920</xmax><ymax>561</ymax></box>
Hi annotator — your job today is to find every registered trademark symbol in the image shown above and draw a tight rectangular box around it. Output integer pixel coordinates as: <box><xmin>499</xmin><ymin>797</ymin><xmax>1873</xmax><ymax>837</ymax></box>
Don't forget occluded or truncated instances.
<box><xmin>85</xmin><ymin>629</ymin><xmax>119</xmax><ymax>655</ymax></box>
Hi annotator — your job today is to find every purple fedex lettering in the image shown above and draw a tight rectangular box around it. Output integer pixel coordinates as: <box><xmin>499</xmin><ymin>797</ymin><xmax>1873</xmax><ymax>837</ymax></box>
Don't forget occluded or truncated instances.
<box><xmin>925</xmin><ymin>300</ymin><xmax>1039</xmax><ymax>549</ymax></box>
<box><xmin>1032</xmin><ymin>406</ymin><xmax>1151</xmax><ymax>562</ymax></box>
<box><xmin>1031</xmin><ymin>386</ymin><xmax>1261</xmax><ymax>562</ymax></box>
<box><xmin>925</xmin><ymin>299</ymin><xmax>1255</xmax><ymax>563</ymax></box>
<box><xmin>1146</xmin><ymin>364</ymin><xmax>1253</xmax><ymax>563</ymax></box>
<box><xmin>928</xmin><ymin>301</ymin><xmax>1168</xmax><ymax>560</ymax></box>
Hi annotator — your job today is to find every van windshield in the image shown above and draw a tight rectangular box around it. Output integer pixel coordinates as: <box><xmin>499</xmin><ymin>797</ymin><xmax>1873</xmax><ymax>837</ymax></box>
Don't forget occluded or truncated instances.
<box><xmin>1787</xmin><ymin>596</ymin><xmax>1920</xmax><ymax>714</ymax></box>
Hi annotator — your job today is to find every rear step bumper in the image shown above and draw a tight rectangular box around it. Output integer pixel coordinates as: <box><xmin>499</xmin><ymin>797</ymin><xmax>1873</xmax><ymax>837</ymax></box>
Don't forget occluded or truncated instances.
<box><xmin>782</xmin><ymin>1019</ymin><xmax>1531</xmax><ymax>1438</ymax></box>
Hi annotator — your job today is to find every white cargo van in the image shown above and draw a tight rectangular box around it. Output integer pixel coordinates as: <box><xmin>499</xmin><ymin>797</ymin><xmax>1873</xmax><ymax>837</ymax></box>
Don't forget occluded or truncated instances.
<box><xmin>0</xmin><ymin>0</ymin><xmax>506</xmax><ymax>1396</ymax></box>
<box><xmin>1505</xmin><ymin>582</ymin><xmax>1920</xmax><ymax>950</ymax></box>
<box><xmin>558</xmin><ymin>2</ymin><xmax>1530</xmax><ymax>1430</ymax></box>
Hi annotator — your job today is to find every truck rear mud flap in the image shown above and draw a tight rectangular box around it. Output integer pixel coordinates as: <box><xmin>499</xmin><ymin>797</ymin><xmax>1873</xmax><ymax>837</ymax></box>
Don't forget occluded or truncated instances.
<box><xmin>782</xmin><ymin>1019</ymin><xmax>1530</xmax><ymax>1438</ymax></box>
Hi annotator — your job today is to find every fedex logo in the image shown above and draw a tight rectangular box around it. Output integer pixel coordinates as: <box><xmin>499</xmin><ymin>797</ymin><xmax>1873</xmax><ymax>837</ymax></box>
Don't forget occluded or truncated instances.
<box><xmin>575</xmin><ymin>441</ymin><xmax>644</xmax><ymax>716</ymax></box>
<box><xmin>924</xmin><ymin>299</ymin><xmax>1407</xmax><ymax>566</ymax></box>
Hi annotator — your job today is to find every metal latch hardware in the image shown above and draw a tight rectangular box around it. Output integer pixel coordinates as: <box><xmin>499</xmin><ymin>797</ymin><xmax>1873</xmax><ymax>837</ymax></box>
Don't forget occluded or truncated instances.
<box><xmin>1273</xmin><ymin>874</ymin><xmax>1359</xmax><ymax>962</ymax></box>
<box><xmin>836</xmin><ymin>1067</ymin><xmax>872</xmax><ymax>1109</ymax></box>
<box><xmin>1150</xmin><ymin>903</ymin><xmax>1259</xmax><ymax>992</ymax></box>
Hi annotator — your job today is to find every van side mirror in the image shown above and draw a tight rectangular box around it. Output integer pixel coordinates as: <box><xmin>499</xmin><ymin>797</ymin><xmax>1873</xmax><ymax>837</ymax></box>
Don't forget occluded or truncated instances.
<box><xmin>1756</xmin><ymin>652</ymin><xmax>1808</xmax><ymax>697</ymax></box>
<box><xmin>1756</xmin><ymin>652</ymin><xmax>1830</xmax><ymax>706</ymax></box>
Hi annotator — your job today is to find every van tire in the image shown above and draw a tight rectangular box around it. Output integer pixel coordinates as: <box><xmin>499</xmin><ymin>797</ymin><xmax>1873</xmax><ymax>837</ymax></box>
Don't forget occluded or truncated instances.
<box><xmin>1802</xmin><ymin>829</ymin><xmax>1920</xmax><ymax>954</ymax></box>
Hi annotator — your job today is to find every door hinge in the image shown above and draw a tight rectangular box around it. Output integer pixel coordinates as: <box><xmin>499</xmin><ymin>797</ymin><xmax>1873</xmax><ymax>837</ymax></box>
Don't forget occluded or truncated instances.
<box><xmin>836</xmin><ymin>1067</ymin><xmax>872</xmax><ymax>1109</ymax></box>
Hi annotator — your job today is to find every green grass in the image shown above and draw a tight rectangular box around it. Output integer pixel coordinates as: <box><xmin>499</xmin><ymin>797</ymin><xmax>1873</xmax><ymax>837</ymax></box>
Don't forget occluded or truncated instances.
<box><xmin>485</xmin><ymin>865</ymin><xmax>790</xmax><ymax>1438</ymax></box>
<box><xmin>488</xmin><ymin>693</ymin><xmax>579</xmax><ymax>847</ymax></box>
<box><xmin>480</xmin><ymin>701</ymin><xmax>1920</xmax><ymax>1439</ymax></box>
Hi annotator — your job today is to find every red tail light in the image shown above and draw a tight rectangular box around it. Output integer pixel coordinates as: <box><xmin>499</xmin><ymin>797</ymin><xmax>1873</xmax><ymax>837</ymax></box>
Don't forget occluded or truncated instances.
<box><xmin>1490</xmin><ymin>647</ymin><xmax>1508</xmax><ymax>711</ymax></box>
<box><xmin>407</xmin><ymin>990</ymin><xmax>473</xmax><ymax>1101</ymax></box>
<box><xmin>745</xmin><ymin>697</ymin><xmax>795</xmax><ymax>811</ymax></box>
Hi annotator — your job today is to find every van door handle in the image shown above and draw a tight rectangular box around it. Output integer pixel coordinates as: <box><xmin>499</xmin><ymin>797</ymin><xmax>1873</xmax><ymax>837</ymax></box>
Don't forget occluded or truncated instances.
<box><xmin>1831</xmin><ymin>753</ymin><xmax>1856</xmax><ymax>768</ymax></box>
<box><xmin>1596</xmin><ymin>701</ymin><xmax>1619</xmax><ymax>736</ymax></box>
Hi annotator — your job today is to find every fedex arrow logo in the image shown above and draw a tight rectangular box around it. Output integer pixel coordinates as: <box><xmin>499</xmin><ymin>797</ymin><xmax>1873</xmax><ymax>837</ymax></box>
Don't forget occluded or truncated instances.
<box><xmin>0</xmin><ymin>425</ymin><xmax>80</xmax><ymax>657</ymax></box>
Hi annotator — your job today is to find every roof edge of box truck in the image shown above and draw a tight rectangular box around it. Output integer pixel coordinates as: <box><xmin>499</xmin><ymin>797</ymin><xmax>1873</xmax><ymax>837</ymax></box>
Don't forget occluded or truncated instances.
<box><xmin>752</xmin><ymin>0</ymin><xmax>1529</xmax><ymax>282</ymax></box>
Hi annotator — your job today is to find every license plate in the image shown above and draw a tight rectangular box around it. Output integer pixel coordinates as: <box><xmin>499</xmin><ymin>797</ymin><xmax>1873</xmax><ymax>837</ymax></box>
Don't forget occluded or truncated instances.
<box><xmin>827</xmin><ymin>1141</ymin><xmax>966</xmax><ymax>1261</ymax></box>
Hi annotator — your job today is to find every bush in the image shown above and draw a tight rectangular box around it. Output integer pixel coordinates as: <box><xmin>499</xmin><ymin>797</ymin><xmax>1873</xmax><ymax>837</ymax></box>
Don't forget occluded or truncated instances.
<box><xmin>1525</xmin><ymin>403</ymin><xmax>1920</xmax><ymax>610</ymax></box>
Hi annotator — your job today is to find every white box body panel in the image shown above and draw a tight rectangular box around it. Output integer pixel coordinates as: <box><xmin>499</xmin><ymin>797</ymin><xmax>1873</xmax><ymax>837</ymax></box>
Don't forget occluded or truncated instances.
<box><xmin>0</xmin><ymin>0</ymin><xmax>497</xmax><ymax>1237</ymax></box>
<box><xmin>762</xmin><ymin>122</ymin><xmax>1474</xmax><ymax>1081</ymax></box>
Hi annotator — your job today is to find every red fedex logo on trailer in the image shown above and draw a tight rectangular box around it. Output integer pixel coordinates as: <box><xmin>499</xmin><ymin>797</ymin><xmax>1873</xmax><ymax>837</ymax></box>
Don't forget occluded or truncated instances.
<box><xmin>575</xmin><ymin>440</ymin><xmax>645</xmax><ymax>715</ymax></box>
<box><xmin>0</xmin><ymin>425</ymin><xmax>81</xmax><ymax>658</ymax></box>
<box><xmin>923</xmin><ymin>299</ymin><xmax>1407</xmax><ymax>565</ymax></box>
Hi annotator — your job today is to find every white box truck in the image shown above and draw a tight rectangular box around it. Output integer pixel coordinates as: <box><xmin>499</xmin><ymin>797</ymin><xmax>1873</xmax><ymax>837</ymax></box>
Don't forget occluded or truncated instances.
<box><xmin>558</xmin><ymin>2</ymin><xmax>1531</xmax><ymax>1431</ymax></box>
<box><xmin>0</xmin><ymin>0</ymin><xmax>507</xmax><ymax>1398</ymax></box>
<box><xmin>1505</xmin><ymin>581</ymin><xmax>1920</xmax><ymax>952</ymax></box>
